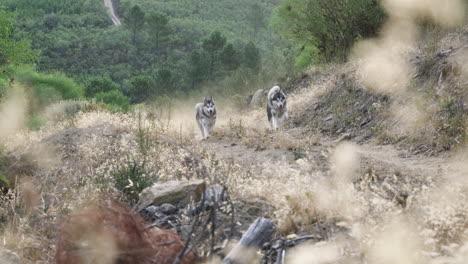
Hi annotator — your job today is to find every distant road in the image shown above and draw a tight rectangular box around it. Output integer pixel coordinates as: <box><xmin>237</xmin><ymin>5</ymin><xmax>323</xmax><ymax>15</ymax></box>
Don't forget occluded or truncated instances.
<box><xmin>104</xmin><ymin>0</ymin><xmax>121</xmax><ymax>26</ymax></box>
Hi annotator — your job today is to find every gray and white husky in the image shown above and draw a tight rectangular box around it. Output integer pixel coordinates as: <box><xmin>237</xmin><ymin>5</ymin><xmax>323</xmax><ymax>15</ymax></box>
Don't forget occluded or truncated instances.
<box><xmin>267</xmin><ymin>85</ymin><xmax>288</xmax><ymax>130</ymax></box>
<box><xmin>195</xmin><ymin>96</ymin><xmax>217</xmax><ymax>139</ymax></box>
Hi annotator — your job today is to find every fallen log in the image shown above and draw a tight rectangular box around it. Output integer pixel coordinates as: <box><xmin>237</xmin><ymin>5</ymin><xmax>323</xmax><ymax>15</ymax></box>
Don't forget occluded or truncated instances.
<box><xmin>223</xmin><ymin>218</ymin><xmax>275</xmax><ymax>264</ymax></box>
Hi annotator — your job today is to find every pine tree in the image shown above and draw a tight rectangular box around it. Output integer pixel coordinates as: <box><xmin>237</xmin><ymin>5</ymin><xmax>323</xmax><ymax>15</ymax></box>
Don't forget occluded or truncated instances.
<box><xmin>243</xmin><ymin>42</ymin><xmax>261</xmax><ymax>74</ymax></box>
<box><xmin>246</xmin><ymin>3</ymin><xmax>265</xmax><ymax>40</ymax></box>
<box><xmin>220</xmin><ymin>43</ymin><xmax>240</xmax><ymax>72</ymax></box>
<box><xmin>202</xmin><ymin>31</ymin><xmax>226</xmax><ymax>79</ymax></box>
<box><xmin>156</xmin><ymin>68</ymin><xmax>175</xmax><ymax>94</ymax></box>
<box><xmin>146</xmin><ymin>12</ymin><xmax>171</xmax><ymax>53</ymax></box>
<box><xmin>188</xmin><ymin>50</ymin><xmax>210</xmax><ymax>89</ymax></box>
<box><xmin>125</xmin><ymin>5</ymin><xmax>145</xmax><ymax>46</ymax></box>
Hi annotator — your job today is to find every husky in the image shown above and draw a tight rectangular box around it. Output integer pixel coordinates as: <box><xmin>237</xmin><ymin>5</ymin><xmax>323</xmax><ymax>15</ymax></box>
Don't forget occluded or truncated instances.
<box><xmin>195</xmin><ymin>96</ymin><xmax>217</xmax><ymax>139</ymax></box>
<box><xmin>267</xmin><ymin>85</ymin><xmax>288</xmax><ymax>130</ymax></box>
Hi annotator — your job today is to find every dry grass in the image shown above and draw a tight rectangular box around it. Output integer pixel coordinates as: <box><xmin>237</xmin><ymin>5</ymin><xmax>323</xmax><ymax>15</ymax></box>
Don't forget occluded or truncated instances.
<box><xmin>0</xmin><ymin>83</ymin><xmax>467</xmax><ymax>263</ymax></box>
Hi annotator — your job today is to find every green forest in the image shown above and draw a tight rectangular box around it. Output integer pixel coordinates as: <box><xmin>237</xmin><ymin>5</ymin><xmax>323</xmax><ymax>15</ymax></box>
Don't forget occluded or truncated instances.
<box><xmin>0</xmin><ymin>0</ymin><xmax>385</xmax><ymax>118</ymax></box>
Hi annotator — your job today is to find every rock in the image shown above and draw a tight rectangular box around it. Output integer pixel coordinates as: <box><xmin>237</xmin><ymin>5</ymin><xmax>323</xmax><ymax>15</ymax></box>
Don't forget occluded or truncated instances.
<box><xmin>322</xmin><ymin>114</ymin><xmax>333</xmax><ymax>122</ymax></box>
<box><xmin>250</xmin><ymin>89</ymin><xmax>267</xmax><ymax>108</ymax></box>
<box><xmin>137</xmin><ymin>179</ymin><xmax>205</xmax><ymax>210</ymax></box>
<box><xmin>160</xmin><ymin>203</ymin><xmax>177</xmax><ymax>214</ymax></box>
<box><xmin>140</xmin><ymin>205</ymin><xmax>166</xmax><ymax>221</ymax></box>
<box><xmin>353</xmin><ymin>136</ymin><xmax>364</xmax><ymax>143</ymax></box>
<box><xmin>144</xmin><ymin>205</ymin><xmax>161</xmax><ymax>215</ymax></box>
<box><xmin>335</xmin><ymin>132</ymin><xmax>351</xmax><ymax>143</ymax></box>
<box><xmin>0</xmin><ymin>248</ymin><xmax>21</xmax><ymax>264</ymax></box>
<box><xmin>102</xmin><ymin>128</ymin><xmax>116</xmax><ymax>137</ymax></box>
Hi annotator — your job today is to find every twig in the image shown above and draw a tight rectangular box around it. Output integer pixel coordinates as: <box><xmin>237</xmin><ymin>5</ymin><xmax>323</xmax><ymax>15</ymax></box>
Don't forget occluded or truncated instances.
<box><xmin>275</xmin><ymin>248</ymin><xmax>283</xmax><ymax>264</ymax></box>
<box><xmin>223</xmin><ymin>186</ymin><xmax>236</xmax><ymax>238</ymax></box>
<box><xmin>210</xmin><ymin>199</ymin><xmax>217</xmax><ymax>253</ymax></box>
<box><xmin>173</xmin><ymin>185</ymin><xmax>206</xmax><ymax>264</ymax></box>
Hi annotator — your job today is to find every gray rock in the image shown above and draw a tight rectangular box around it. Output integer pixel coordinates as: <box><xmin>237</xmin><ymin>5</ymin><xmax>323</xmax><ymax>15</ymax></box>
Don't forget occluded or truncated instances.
<box><xmin>0</xmin><ymin>248</ymin><xmax>21</xmax><ymax>264</ymax></box>
<box><xmin>322</xmin><ymin>114</ymin><xmax>333</xmax><ymax>121</ymax></box>
<box><xmin>335</xmin><ymin>132</ymin><xmax>351</xmax><ymax>143</ymax></box>
<box><xmin>250</xmin><ymin>89</ymin><xmax>267</xmax><ymax>108</ymax></box>
<box><xmin>145</xmin><ymin>205</ymin><xmax>160</xmax><ymax>214</ymax></box>
<box><xmin>140</xmin><ymin>205</ymin><xmax>166</xmax><ymax>221</ymax></box>
<box><xmin>160</xmin><ymin>203</ymin><xmax>177</xmax><ymax>214</ymax></box>
<box><xmin>137</xmin><ymin>179</ymin><xmax>205</xmax><ymax>210</ymax></box>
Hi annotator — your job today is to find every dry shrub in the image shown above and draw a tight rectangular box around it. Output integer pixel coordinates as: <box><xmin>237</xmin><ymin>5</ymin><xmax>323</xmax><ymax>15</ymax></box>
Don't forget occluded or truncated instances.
<box><xmin>353</xmin><ymin>0</ymin><xmax>466</xmax><ymax>95</ymax></box>
<box><xmin>56</xmin><ymin>199</ymin><xmax>197</xmax><ymax>264</ymax></box>
<box><xmin>286</xmin><ymin>241</ymin><xmax>341</xmax><ymax>264</ymax></box>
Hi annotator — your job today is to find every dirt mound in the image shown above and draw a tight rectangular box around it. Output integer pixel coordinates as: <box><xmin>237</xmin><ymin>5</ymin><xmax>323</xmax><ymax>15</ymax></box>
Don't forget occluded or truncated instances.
<box><xmin>290</xmin><ymin>71</ymin><xmax>389</xmax><ymax>143</ymax></box>
<box><xmin>56</xmin><ymin>199</ymin><xmax>197</xmax><ymax>264</ymax></box>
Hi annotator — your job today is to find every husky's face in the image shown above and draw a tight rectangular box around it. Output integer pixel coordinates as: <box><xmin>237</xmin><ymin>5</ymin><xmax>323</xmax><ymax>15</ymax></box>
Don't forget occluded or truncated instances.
<box><xmin>271</xmin><ymin>91</ymin><xmax>286</xmax><ymax>111</ymax></box>
<box><xmin>203</xmin><ymin>97</ymin><xmax>216</xmax><ymax>117</ymax></box>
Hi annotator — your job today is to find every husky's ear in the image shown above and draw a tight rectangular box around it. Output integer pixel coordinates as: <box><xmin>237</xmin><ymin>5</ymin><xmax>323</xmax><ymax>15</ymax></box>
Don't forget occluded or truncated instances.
<box><xmin>204</xmin><ymin>97</ymin><xmax>207</xmax><ymax>103</ymax></box>
<box><xmin>210</xmin><ymin>96</ymin><xmax>213</xmax><ymax>101</ymax></box>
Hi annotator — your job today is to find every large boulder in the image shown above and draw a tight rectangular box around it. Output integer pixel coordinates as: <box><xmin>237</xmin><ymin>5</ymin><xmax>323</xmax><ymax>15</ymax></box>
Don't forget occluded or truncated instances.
<box><xmin>137</xmin><ymin>179</ymin><xmax>205</xmax><ymax>210</ymax></box>
<box><xmin>250</xmin><ymin>89</ymin><xmax>267</xmax><ymax>108</ymax></box>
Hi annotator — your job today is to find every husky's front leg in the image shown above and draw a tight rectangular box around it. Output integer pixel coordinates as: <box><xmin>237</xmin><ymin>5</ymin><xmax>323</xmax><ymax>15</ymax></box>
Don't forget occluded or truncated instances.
<box><xmin>272</xmin><ymin>115</ymin><xmax>278</xmax><ymax>130</ymax></box>
<box><xmin>208</xmin><ymin>121</ymin><xmax>215</xmax><ymax>134</ymax></box>
<box><xmin>203</xmin><ymin>122</ymin><xmax>209</xmax><ymax>139</ymax></box>
<box><xmin>279</xmin><ymin>112</ymin><xmax>288</xmax><ymax>126</ymax></box>
<box><xmin>197</xmin><ymin>120</ymin><xmax>205</xmax><ymax>139</ymax></box>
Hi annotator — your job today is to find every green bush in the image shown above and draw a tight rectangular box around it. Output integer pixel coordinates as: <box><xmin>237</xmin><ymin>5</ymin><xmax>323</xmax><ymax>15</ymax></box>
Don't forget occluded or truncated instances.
<box><xmin>85</xmin><ymin>77</ymin><xmax>119</xmax><ymax>98</ymax></box>
<box><xmin>27</xmin><ymin>114</ymin><xmax>46</xmax><ymax>131</ymax></box>
<box><xmin>113</xmin><ymin>161</ymin><xmax>158</xmax><ymax>203</ymax></box>
<box><xmin>295</xmin><ymin>45</ymin><xmax>318</xmax><ymax>71</ymax></box>
<box><xmin>12</xmin><ymin>65</ymin><xmax>84</xmax><ymax>103</ymax></box>
<box><xmin>0</xmin><ymin>145</ymin><xmax>9</xmax><ymax>192</ymax></box>
<box><xmin>0</xmin><ymin>79</ymin><xmax>8</xmax><ymax>98</ymax></box>
<box><xmin>95</xmin><ymin>89</ymin><xmax>131</xmax><ymax>112</ymax></box>
<box><xmin>125</xmin><ymin>75</ymin><xmax>155</xmax><ymax>104</ymax></box>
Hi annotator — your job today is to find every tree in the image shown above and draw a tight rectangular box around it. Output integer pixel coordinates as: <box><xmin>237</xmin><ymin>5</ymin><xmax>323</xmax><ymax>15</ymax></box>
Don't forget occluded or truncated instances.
<box><xmin>220</xmin><ymin>43</ymin><xmax>240</xmax><ymax>72</ymax></box>
<box><xmin>188</xmin><ymin>50</ymin><xmax>209</xmax><ymax>90</ymax></box>
<box><xmin>156</xmin><ymin>68</ymin><xmax>175</xmax><ymax>94</ymax></box>
<box><xmin>126</xmin><ymin>75</ymin><xmax>155</xmax><ymax>103</ymax></box>
<box><xmin>146</xmin><ymin>12</ymin><xmax>171</xmax><ymax>52</ymax></box>
<box><xmin>246</xmin><ymin>3</ymin><xmax>266</xmax><ymax>39</ymax></box>
<box><xmin>0</xmin><ymin>10</ymin><xmax>37</xmax><ymax>67</ymax></box>
<box><xmin>244</xmin><ymin>42</ymin><xmax>261</xmax><ymax>74</ymax></box>
<box><xmin>125</xmin><ymin>5</ymin><xmax>145</xmax><ymax>46</ymax></box>
<box><xmin>202</xmin><ymin>31</ymin><xmax>226</xmax><ymax>79</ymax></box>
<box><xmin>274</xmin><ymin>0</ymin><xmax>384</xmax><ymax>62</ymax></box>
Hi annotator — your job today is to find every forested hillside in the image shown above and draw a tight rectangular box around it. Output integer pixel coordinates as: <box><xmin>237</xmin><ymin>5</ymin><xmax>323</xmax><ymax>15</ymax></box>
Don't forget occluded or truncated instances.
<box><xmin>2</xmin><ymin>0</ymin><xmax>291</xmax><ymax>108</ymax></box>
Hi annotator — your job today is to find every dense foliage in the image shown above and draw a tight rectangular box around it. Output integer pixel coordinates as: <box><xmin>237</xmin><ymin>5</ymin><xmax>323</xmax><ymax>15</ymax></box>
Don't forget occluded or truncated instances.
<box><xmin>274</xmin><ymin>0</ymin><xmax>385</xmax><ymax>62</ymax></box>
<box><xmin>2</xmin><ymin>0</ymin><xmax>291</xmax><ymax>106</ymax></box>
<box><xmin>0</xmin><ymin>9</ymin><xmax>37</xmax><ymax>68</ymax></box>
<box><xmin>1</xmin><ymin>0</ymin><xmax>389</xmax><ymax>114</ymax></box>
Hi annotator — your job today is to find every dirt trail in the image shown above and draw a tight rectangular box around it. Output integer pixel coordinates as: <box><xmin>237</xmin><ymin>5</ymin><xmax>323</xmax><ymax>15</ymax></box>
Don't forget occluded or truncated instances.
<box><xmin>200</xmin><ymin>126</ymin><xmax>453</xmax><ymax>186</ymax></box>
<box><xmin>104</xmin><ymin>0</ymin><xmax>121</xmax><ymax>26</ymax></box>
